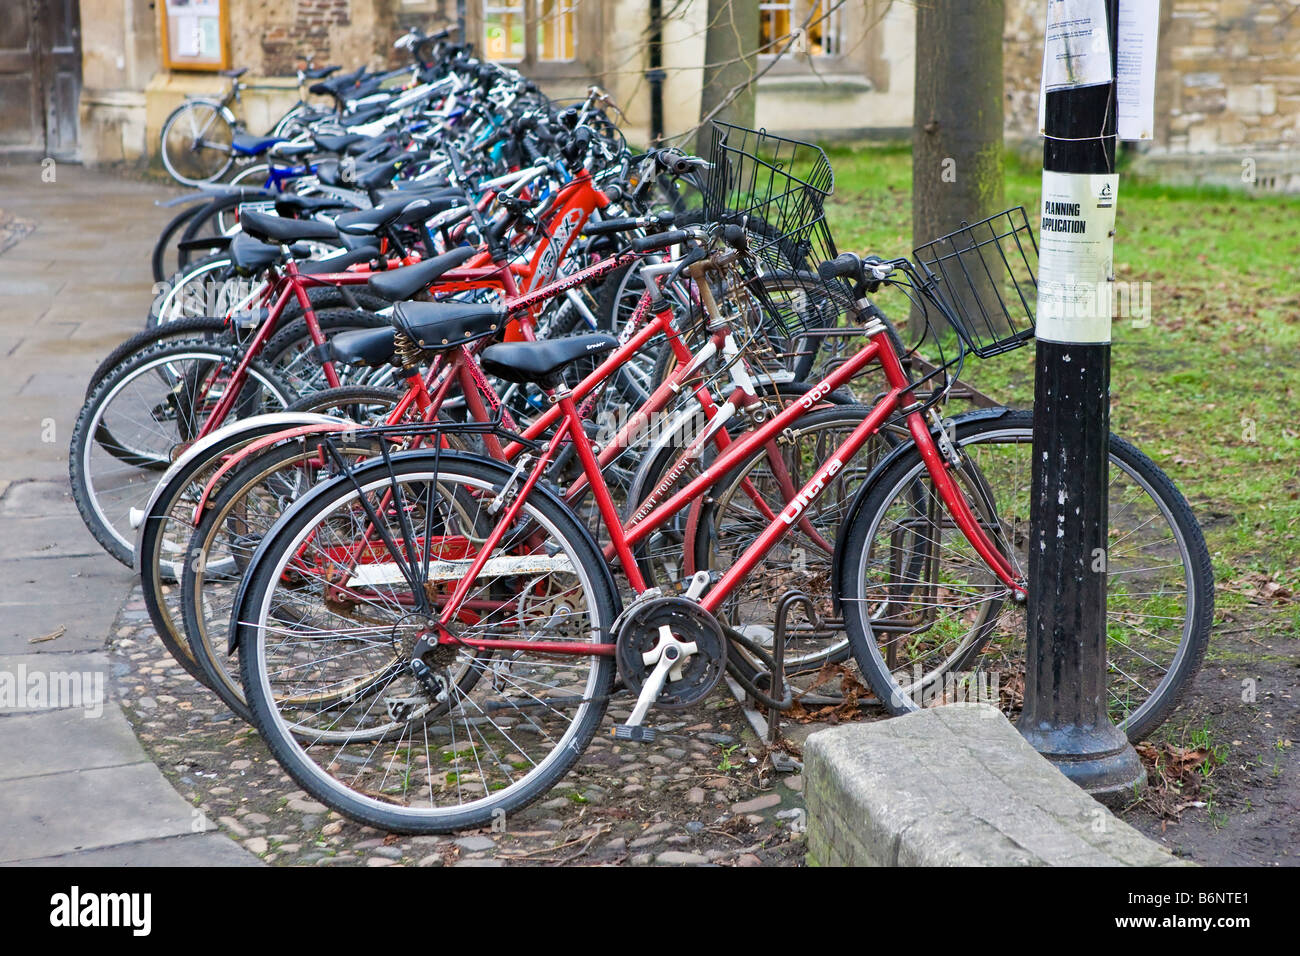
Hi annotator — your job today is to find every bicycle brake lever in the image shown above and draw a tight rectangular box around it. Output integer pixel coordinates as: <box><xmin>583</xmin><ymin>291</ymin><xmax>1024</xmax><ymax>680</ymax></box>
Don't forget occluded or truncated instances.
<box><xmin>665</xmin><ymin>243</ymin><xmax>709</xmax><ymax>290</ymax></box>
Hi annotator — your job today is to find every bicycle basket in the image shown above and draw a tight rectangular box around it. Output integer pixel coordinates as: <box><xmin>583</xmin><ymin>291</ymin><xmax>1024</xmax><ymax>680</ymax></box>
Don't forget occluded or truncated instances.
<box><xmin>911</xmin><ymin>206</ymin><xmax>1038</xmax><ymax>359</ymax></box>
<box><xmin>702</xmin><ymin>123</ymin><xmax>838</xmax><ymax>277</ymax></box>
<box><xmin>699</xmin><ymin>124</ymin><xmax>855</xmax><ymax>373</ymax></box>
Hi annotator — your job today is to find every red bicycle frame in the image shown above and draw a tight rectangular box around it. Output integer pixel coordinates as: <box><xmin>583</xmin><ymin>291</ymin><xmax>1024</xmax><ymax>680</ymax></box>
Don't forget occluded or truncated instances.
<box><xmin>433</xmin><ymin>309</ymin><xmax>1028</xmax><ymax>658</ymax></box>
<box><xmin>189</xmin><ymin>169</ymin><xmax>608</xmax><ymax>443</ymax></box>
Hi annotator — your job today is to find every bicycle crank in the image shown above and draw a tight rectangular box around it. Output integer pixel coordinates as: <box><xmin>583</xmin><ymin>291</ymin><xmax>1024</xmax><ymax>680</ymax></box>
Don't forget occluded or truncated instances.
<box><xmin>613</xmin><ymin>596</ymin><xmax>727</xmax><ymax>741</ymax></box>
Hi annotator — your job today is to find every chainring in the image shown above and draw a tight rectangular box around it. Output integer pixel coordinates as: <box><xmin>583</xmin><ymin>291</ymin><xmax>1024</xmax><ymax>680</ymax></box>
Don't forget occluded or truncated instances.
<box><xmin>615</xmin><ymin>596</ymin><xmax>727</xmax><ymax>710</ymax></box>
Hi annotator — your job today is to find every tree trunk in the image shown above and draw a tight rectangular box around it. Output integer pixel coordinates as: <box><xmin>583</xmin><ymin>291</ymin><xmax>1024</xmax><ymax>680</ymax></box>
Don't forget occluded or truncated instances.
<box><xmin>912</xmin><ymin>0</ymin><xmax>1006</xmax><ymax>339</ymax></box>
<box><xmin>696</xmin><ymin>0</ymin><xmax>759</xmax><ymax>157</ymax></box>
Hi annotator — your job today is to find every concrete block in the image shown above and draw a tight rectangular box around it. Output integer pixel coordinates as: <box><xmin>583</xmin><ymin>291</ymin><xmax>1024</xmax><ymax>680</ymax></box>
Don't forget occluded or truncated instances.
<box><xmin>804</xmin><ymin>704</ymin><xmax>1191</xmax><ymax>867</ymax></box>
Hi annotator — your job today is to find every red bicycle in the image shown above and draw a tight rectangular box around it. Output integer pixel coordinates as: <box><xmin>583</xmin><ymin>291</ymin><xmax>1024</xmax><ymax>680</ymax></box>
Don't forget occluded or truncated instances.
<box><xmin>227</xmin><ymin>202</ymin><xmax>1212</xmax><ymax>832</ymax></box>
<box><xmin>70</xmin><ymin>158</ymin><xmax>615</xmax><ymax>565</ymax></box>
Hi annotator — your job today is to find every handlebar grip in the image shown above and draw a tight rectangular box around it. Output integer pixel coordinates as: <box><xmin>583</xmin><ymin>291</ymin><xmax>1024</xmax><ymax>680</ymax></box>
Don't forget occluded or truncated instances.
<box><xmin>584</xmin><ymin>217</ymin><xmax>642</xmax><ymax>236</ymax></box>
<box><xmin>631</xmin><ymin>229</ymin><xmax>691</xmax><ymax>253</ymax></box>
<box><xmin>818</xmin><ymin>253</ymin><xmax>862</xmax><ymax>281</ymax></box>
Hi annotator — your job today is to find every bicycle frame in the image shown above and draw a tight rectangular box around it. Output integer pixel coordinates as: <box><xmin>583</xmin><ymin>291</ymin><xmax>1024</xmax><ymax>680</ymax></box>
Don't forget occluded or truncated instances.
<box><xmin>185</xmin><ymin>167</ymin><xmax>608</xmax><ymax>444</ymax></box>
<box><xmin>193</xmin><ymin>257</ymin><xmax>395</xmax><ymax>441</ymax></box>
<box><xmin>431</xmin><ymin>301</ymin><xmax>1028</xmax><ymax>658</ymax></box>
<box><xmin>193</xmin><ymin>248</ymin><xmax>682</xmax><ymax>510</ymax></box>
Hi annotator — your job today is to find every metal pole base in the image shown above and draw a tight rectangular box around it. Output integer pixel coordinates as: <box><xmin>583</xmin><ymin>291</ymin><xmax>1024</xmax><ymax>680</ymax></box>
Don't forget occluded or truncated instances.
<box><xmin>1019</xmin><ymin>721</ymin><xmax>1147</xmax><ymax>807</ymax></box>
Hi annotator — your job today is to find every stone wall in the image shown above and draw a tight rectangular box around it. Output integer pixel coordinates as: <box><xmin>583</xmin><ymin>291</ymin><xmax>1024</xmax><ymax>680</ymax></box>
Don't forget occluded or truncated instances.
<box><xmin>804</xmin><ymin>704</ymin><xmax>1192</xmax><ymax>867</ymax></box>
<box><xmin>230</xmin><ymin>0</ymin><xmax>453</xmax><ymax>78</ymax></box>
<box><xmin>1004</xmin><ymin>0</ymin><xmax>1300</xmax><ymax>187</ymax></box>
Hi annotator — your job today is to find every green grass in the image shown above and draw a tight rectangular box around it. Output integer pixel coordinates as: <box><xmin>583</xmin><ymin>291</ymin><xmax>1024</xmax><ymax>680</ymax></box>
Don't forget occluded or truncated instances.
<box><xmin>821</xmin><ymin>143</ymin><xmax>1300</xmax><ymax>636</ymax></box>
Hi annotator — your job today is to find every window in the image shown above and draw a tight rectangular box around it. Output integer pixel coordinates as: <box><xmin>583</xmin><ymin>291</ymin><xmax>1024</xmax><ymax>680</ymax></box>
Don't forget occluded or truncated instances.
<box><xmin>538</xmin><ymin>0</ymin><xmax>576</xmax><ymax>61</ymax></box>
<box><xmin>482</xmin><ymin>0</ymin><xmax>575</xmax><ymax>64</ymax></box>
<box><xmin>760</xmin><ymin>0</ymin><xmax>843</xmax><ymax>58</ymax></box>
<box><xmin>807</xmin><ymin>1</ymin><xmax>842</xmax><ymax>57</ymax></box>
<box><xmin>760</xmin><ymin>1</ymin><xmax>793</xmax><ymax>55</ymax></box>
<box><xmin>484</xmin><ymin>3</ymin><xmax>525</xmax><ymax>62</ymax></box>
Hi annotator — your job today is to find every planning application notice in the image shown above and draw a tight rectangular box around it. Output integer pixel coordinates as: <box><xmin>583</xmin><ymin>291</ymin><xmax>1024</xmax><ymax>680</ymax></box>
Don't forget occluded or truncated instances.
<box><xmin>1117</xmin><ymin>0</ymin><xmax>1159</xmax><ymax>140</ymax></box>
<box><xmin>1036</xmin><ymin>171</ymin><xmax>1119</xmax><ymax>344</ymax></box>
<box><xmin>1038</xmin><ymin>0</ymin><xmax>1113</xmax><ymax>132</ymax></box>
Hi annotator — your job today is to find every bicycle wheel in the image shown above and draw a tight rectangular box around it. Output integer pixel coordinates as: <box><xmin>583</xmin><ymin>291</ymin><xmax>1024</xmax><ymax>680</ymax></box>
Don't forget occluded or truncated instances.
<box><xmin>234</xmin><ymin>451</ymin><xmax>618</xmax><ymax>832</ymax></box>
<box><xmin>161</xmin><ymin>100</ymin><xmax>235</xmax><ymax>186</ymax></box>
<box><xmin>85</xmin><ymin>316</ymin><xmax>234</xmax><ymax>398</ymax></box>
<box><xmin>179</xmin><ymin>386</ymin><xmax>405</xmax><ymax>712</ymax></box>
<box><xmin>70</xmin><ymin>341</ymin><xmax>294</xmax><ymax>565</ymax></box>
<box><xmin>182</xmin><ymin>433</ymin><xmax>388</xmax><ymax>721</ymax></box>
<box><xmin>836</xmin><ymin>408</ymin><xmax>1213</xmax><ymax>742</ymax></box>
<box><xmin>225</xmin><ymin>162</ymin><xmax>271</xmax><ymax>192</ymax></box>
<box><xmin>137</xmin><ymin>412</ymin><xmax>358</xmax><ymax>688</ymax></box>
<box><xmin>149</xmin><ymin>254</ymin><xmax>238</xmax><ymax>328</ymax></box>
<box><xmin>271</xmin><ymin>105</ymin><xmax>315</xmax><ymax>139</ymax></box>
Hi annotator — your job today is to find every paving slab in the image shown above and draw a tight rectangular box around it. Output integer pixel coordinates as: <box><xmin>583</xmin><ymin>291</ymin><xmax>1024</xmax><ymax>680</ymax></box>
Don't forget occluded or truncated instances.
<box><xmin>0</xmin><ymin>652</ymin><xmax>109</xmax><ymax>716</ymax></box>
<box><xmin>0</xmin><ymin>707</ymin><xmax>147</xmax><ymax>780</ymax></box>
<box><xmin>6</xmin><ymin>832</ymin><xmax>262</xmax><ymax>867</ymax></box>
<box><xmin>0</xmin><ymin>165</ymin><xmax>254</xmax><ymax>866</ymax></box>
<box><xmin>0</xmin><ymin>762</ymin><xmax>212</xmax><ymax>862</ymax></box>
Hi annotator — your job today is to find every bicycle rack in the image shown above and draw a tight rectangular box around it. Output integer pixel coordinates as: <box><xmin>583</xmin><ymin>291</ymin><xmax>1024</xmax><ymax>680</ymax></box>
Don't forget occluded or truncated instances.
<box><xmin>722</xmin><ymin>588</ymin><xmax>855</xmax><ymax>774</ymax></box>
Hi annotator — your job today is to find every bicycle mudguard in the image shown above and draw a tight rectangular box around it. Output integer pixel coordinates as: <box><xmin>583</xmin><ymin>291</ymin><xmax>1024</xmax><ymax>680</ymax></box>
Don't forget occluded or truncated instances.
<box><xmin>190</xmin><ymin>420</ymin><xmax>360</xmax><ymax>518</ymax></box>
<box><xmin>828</xmin><ymin>405</ymin><xmax>1018</xmax><ymax>616</ymax></box>
<box><xmin>132</xmin><ymin>412</ymin><xmax>346</xmax><ymax>572</ymax></box>
<box><xmin>226</xmin><ymin>449</ymin><xmax>621</xmax><ymax>655</ymax></box>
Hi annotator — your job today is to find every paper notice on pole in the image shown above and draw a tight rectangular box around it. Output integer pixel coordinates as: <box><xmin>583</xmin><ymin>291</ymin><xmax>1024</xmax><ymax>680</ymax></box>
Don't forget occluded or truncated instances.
<box><xmin>1038</xmin><ymin>0</ymin><xmax>1113</xmax><ymax>133</ymax></box>
<box><xmin>1117</xmin><ymin>0</ymin><xmax>1159</xmax><ymax>140</ymax></box>
<box><xmin>1035</xmin><ymin>170</ymin><xmax>1118</xmax><ymax>344</ymax></box>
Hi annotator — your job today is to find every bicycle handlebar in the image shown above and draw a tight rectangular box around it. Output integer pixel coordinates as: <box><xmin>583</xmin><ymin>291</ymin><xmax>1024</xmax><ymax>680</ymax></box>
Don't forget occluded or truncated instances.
<box><xmin>584</xmin><ymin>211</ymin><xmax>675</xmax><ymax>237</ymax></box>
<box><xmin>630</xmin><ymin>229</ymin><xmax>692</xmax><ymax>253</ymax></box>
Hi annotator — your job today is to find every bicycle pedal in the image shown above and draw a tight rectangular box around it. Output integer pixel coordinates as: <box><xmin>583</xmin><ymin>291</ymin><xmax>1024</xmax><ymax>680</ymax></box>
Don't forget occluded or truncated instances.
<box><xmin>612</xmin><ymin>724</ymin><xmax>657</xmax><ymax>744</ymax></box>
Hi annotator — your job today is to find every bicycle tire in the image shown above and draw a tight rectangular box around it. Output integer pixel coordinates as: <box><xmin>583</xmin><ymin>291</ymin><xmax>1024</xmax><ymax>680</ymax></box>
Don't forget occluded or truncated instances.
<box><xmin>161</xmin><ymin>100</ymin><xmax>236</xmax><ymax>186</ymax></box>
<box><xmin>70</xmin><ymin>341</ymin><xmax>294</xmax><ymax>565</ymax></box>
<box><xmin>234</xmin><ymin>451</ymin><xmax>619</xmax><ymax>832</ymax></box>
<box><xmin>149</xmin><ymin>253</ymin><xmax>237</xmax><ymax>328</ymax></box>
<box><xmin>136</xmin><ymin>413</ymin><xmax>354</xmax><ymax>688</ymax></box>
<box><xmin>86</xmin><ymin>316</ymin><xmax>235</xmax><ymax>398</ymax></box>
<box><xmin>836</xmin><ymin>409</ymin><xmax>1213</xmax><ymax>742</ymax></box>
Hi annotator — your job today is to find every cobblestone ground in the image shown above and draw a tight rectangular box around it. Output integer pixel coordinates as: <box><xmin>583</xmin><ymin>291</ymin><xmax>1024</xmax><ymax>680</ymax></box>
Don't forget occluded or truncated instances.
<box><xmin>108</xmin><ymin>587</ymin><xmax>810</xmax><ymax>867</ymax></box>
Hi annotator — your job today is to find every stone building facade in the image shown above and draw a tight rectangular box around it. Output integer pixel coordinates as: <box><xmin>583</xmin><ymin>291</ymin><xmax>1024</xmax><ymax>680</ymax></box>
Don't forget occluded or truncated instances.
<box><xmin>13</xmin><ymin>1</ymin><xmax>1300</xmax><ymax>190</ymax></box>
<box><xmin>1004</xmin><ymin>0</ymin><xmax>1300</xmax><ymax>189</ymax></box>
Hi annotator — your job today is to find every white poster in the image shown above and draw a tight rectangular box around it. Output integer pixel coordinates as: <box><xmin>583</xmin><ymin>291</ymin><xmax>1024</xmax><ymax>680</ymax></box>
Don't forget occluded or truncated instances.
<box><xmin>1038</xmin><ymin>0</ymin><xmax>1113</xmax><ymax>133</ymax></box>
<box><xmin>1035</xmin><ymin>170</ymin><xmax>1119</xmax><ymax>344</ymax></box>
<box><xmin>1117</xmin><ymin>0</ymin><xmax>1160</xmax><ymax>140</ymax></box>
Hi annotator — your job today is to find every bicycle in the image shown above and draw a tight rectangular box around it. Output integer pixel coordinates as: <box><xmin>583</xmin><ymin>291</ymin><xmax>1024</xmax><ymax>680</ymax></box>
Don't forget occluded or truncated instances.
<box><xmin>227</xmin><ymin>170</ymin><xmax>1212</xmax><ymax>832</ymax></box>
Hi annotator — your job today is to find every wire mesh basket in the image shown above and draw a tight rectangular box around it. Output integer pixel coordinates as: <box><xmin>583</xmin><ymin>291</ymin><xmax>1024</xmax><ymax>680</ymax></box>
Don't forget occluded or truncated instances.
<box><xmin>697</xmin><ymin>123</ymin><xmax>862</xmax><ymax>376</ymax></box>
<box><xmin>702</xmin><ymin>122</ymin><xmax>838</xmax><ymax>279</ymax></box>
<box><xmin>911</xmin><ymin>206</ymin><xmax>1039</xmax><ymax>359</ymax></box>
